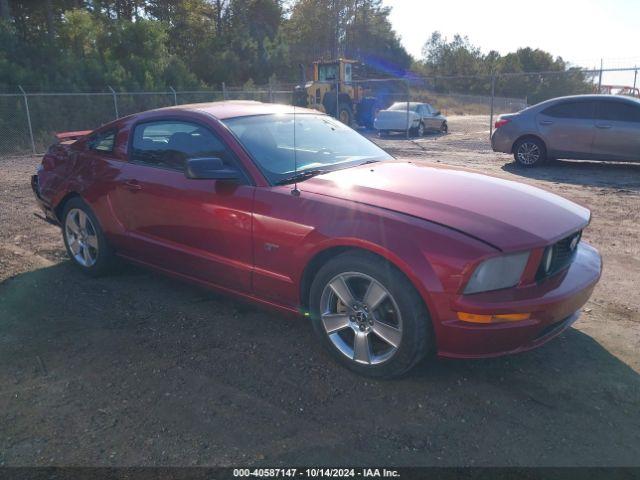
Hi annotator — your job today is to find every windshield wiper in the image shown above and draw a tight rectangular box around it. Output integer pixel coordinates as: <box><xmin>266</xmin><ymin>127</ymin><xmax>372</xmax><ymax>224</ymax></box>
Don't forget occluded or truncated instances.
<box><xmin>275</xmin><ymin>169</ymin><xmax>329</xmax><ymax>185</ymax></box>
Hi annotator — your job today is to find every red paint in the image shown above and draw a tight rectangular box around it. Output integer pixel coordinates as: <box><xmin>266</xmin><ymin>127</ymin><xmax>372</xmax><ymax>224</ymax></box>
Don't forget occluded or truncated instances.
<box><xmin>34</xmin><ymin>102</ymin><xmax>602</xmax><ymax>358</ymax></box>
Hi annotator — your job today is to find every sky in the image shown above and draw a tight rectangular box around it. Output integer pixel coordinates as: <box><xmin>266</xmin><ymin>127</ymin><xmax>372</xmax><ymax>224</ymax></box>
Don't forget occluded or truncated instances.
<box><xmin>382</xmin><ymin>0</ymin><xmax>640</xmax><ymax>86</ymax></box>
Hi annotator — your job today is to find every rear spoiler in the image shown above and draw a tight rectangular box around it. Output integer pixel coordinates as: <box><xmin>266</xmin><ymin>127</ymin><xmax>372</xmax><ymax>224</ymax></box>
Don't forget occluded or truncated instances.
<box><xmin>55</xmin><ymin>130</ymin><xmax>92</xmax><ymax>143</ymax></box>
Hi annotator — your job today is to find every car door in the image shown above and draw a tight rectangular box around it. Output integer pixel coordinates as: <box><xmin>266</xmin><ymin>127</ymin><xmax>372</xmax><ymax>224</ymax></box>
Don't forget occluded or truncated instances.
<box><xmin>112</xmin><ymin>119</ymin><xmax>254</xmax><ymax>292</ymax></box>
<box><xmin>415</xmin><ymin>104</ymin><xmax>427</xmax><ymax>127</ymax></box>
<box><xmin>536</xmin><ymin>100</ymin><xmax>597</xmax><ymax>158</ymax></box>
<box><xmin>423</xmin><ymin>104</ymin><xmax>437</xmax><ymax>129</ymax></box>
<box><xmin>592</xmin><ymin>99</ymin><xmax>640</xmax><ymax>161</ymax></box>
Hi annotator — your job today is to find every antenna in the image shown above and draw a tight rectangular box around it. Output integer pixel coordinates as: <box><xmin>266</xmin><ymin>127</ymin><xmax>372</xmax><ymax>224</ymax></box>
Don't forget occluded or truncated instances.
<box><xmin>291</xmin><ymin>105</ymin><xmax>300</xmax><ymax>196</ymax></box>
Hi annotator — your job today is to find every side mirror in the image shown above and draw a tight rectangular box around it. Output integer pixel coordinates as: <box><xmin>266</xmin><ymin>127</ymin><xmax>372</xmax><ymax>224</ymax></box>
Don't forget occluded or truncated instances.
<box><xmin>185</xmin><ymin>157</ymin><xmax>239</xmax><ymax>181</ymax></box>
<box><xmin>434</xmin><ymin>110</ymin><xmax>442</xmax><ymax>116</ymax></box>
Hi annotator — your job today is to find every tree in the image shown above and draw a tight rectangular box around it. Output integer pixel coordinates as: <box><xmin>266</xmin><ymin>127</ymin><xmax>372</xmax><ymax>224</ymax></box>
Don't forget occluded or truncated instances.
<box><xmin>284</xmin><ymin>0</ymin><xmax>411</xmax><ymax>78</ymax></box>
<box><xmin>418</xmin><ymin>31</ymin><xmax>594</xmax><ymax>102</ymax></box>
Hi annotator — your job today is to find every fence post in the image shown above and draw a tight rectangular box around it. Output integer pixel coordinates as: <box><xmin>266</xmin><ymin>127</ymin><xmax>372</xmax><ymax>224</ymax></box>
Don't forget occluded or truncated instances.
<box><xmin>222</xmin><ymin>82</ymin><xmax>227</xmax><ymax>100</ymax></box>
<box><xmin>18</xmin><ymin>86</ymin><xmax>36</xmax><ymax>155</ymax></box>
<box><xmin>169</xmin><ymin>86</ymin><xmax>178</xmax><ymax>105</ymax></box>
<box><xmin>268</xmin><ymin>78</ymin><xmax>273</xmax><ymax>103</ymax></box>
<box><xmin>489</xmin><ymin>73</ymin><xmax>496</xmax><ymax>140</ymax></box>
<box><xmin>405</xmin><ymin>78</ymin><xmax>410</xmax><ymax>139</ymax></box>
<box><xmin>107</xmin><ymin>86</ymin><xmax>119</xmax><ymax>119</ymax></box>
<box><xmin>335</xmin><ymin>77</ymin><xmax>340</xmax><ymax>121</ymax></box>
<box><xmin>634</xmin><ymin>67</ymin><xmax>638</xmax><ymax>93</ymax></box>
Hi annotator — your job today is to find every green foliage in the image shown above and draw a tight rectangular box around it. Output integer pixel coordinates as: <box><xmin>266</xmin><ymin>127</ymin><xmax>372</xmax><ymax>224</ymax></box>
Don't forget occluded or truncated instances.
<box><xmin>418</xmin><ymin>32</ymin><xmax>594</xmax><ymax>103</ymax></box>
<box><xmin>0</xmin><ymin>3</ymin><xmax>592</xmax><ymax>104</ymax></box>
<box><xmin>0</xmin><ymin>0</ymin><xmax>412</xmax><ymax>91</ymax></box>
<box><xmin>285</xmin><ymin>0</ymin><xmax>411</xmax><ymax>75</ymax></box>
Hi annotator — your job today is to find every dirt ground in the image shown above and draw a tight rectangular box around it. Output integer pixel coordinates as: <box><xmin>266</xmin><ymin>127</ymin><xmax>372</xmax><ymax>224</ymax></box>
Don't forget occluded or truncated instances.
<box><xmin>1</xmin><ymin>115</ymin><xmax>639</xmax><ymax>467</ymax></box>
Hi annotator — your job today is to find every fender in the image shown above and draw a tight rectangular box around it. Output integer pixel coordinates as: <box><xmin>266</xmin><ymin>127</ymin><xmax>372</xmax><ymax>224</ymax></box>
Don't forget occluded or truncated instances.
<box><xmin>297</xmin><ymin>235</ymin><xmax>442</xmax><ymax>317</ymax></box>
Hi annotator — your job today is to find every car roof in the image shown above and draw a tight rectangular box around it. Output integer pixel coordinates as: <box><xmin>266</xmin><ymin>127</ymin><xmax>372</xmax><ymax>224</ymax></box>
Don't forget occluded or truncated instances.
<box><xmin>553</xmin><ymin>94</ymin><xmax>638</xmax><ymax>101</ymax></box>
<box><xmin>536</xmin><ymin>94</ymin><xmax>640</xmax><ymax>107</ymax></box>
<box><xmin>143</xmin><ymin>100</ymin><xmax>320</xmax><ymax>120</ymax></box>
<box><xmin>391</xmin><ymin>102</ymin><xmax>425</xmax><ymax>107</ymax></box>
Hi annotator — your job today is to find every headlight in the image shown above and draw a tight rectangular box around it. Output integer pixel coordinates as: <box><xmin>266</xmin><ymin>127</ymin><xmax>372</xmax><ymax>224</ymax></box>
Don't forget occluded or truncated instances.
<box><xmin>464</xmin><ymin>251</ymin><xmax>530</xmax><ymax>294</ymax></box>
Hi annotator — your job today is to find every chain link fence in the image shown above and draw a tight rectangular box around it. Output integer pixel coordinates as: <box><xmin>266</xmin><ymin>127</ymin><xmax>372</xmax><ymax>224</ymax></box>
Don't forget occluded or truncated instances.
<box><xmin>1</xmin><ymin>67</ymin><xmax>638</xmax><ymax>157</ymax></box>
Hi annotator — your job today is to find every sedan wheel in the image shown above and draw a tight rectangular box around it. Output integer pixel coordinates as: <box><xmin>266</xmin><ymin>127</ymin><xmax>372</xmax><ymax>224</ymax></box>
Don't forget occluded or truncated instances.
<box><xmin>514</xmin><ymin>138</ymin><xmax>546</xmax><ymax>166</ymax></box>
<box><xmin>320</xmin><ymin>272</ymin><xmax>402</xmax><ymax>365</ymax></box>
<box><xmin>417</xmin><ymin>122</ymin><xmax>425</xmax><ymax>137</ymax></box>
<box><xmin>65</xmin><ymin>208</ymin><xmax>99</xmax><ymax>267</ymax></box>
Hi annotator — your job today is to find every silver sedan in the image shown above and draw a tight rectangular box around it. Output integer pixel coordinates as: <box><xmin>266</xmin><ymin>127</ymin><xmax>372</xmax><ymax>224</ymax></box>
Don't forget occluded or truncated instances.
<box><xmin>492</xmin><ymin>94</ymin><xmax>640</xmax><ymax>166</ymax></box>
<box><xmin>374</xmin><ymin>102</ymin><xmax>448</xmax><ymax>137</ymax></box>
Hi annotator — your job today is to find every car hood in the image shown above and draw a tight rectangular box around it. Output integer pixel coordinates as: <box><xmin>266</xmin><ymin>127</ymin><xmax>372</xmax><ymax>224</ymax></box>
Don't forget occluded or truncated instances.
<box><xmin>299</xmin><ymin>160</ymin><xmax>590</xmax><ymax>251</ymax></box>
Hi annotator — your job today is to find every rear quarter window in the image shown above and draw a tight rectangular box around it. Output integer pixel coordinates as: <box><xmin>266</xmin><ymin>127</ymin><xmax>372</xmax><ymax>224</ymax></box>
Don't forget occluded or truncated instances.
<box><xmin>88</xmin><ymin>130</ymin><xmax>116</xmax><ymax>153</ymax></box>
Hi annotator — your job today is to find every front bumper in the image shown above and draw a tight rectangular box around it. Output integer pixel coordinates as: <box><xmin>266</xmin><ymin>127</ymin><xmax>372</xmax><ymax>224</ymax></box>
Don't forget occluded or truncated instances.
<box><xmin>433</xmin><ymin>243</ymin><xmax>602</xmax><ymax>358</ymax></box>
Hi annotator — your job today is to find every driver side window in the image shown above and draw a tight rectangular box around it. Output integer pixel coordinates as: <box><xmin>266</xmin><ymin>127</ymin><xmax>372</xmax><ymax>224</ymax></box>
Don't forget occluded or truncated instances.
<box><xmin>130</xmin><ymin>120</ymin><xmax>235</xmax><ymax>172</ymax></box>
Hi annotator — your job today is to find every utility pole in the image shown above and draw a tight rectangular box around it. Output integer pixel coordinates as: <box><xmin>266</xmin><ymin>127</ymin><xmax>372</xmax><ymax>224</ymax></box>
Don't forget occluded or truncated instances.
<box><xmin>489</xmin><ymin>73</ymin><xmax>496</xmax><ymax>140</ymax></box>
<box><xmin>597</xmin><ymin>58</ymin><xmax>603</xmax><ymax>92</ymax></box>
<box><xmin>405</xmin><ymin>78</ymin><xmax>410</xmax><ymax>139</ymax></box>
<box><xmin>336</xmin><ymin>76</ymin><xmax>340</xmax><ymax>122</ymax></box>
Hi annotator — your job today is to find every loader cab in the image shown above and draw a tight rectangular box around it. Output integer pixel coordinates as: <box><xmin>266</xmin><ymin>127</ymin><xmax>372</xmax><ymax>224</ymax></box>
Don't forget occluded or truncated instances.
<box><xmin>293</xmin><ymin>58</ymin><xmax>364</xmax><ymax>126</ymax></box>
<box><xmin>315</xmin><ymin>60</ymin><xmax>354</xmax><ymax>84</ymax></box>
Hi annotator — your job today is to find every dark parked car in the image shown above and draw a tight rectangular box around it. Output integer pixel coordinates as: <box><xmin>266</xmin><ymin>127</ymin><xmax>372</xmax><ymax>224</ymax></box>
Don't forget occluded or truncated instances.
<box><xmin>32</xmin><ymin>101</ymin><xmax>601</xmax><ymax>378</ymax></box>
<box><xmin>492</xmin><ymin>94</ymin><xmax>640</xmax><ymax>166</ymax></box>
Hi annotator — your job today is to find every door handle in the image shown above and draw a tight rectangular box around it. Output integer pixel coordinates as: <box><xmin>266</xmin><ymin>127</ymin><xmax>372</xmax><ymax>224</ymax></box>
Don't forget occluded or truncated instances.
<box><xmin>596</xmin><ymin>124</ymin><xmax>612</xmax><ymax>129</ymax></box>
<box><xmin>124</xmin><ymin>180</ymin><xmax>142</xmax><ymax>191</ymax></box>
<box><xmin>540</xmin><ymin>120</ymin><xmax>554</xmax><ymax>125</ymax></box>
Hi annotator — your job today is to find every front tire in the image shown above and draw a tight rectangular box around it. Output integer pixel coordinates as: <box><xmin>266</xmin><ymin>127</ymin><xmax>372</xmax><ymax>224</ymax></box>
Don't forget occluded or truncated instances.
<box><xmin>417</xmin><ymin>122</ymin><xmax>425</xmax><ymax>137</ymax></box>
<box><xmin>62</xmin><ymin>198</ymin><xmax>115</xmax><ymax>277</ymax></box>
<box><xmin>338</xmin><ymin>103</ymin><xmax>353</xmax><ymax>126</ymax></box>
<box><xmin>309</xmin><ymin>251</ymin><xmax>432</xmax><ymax>378</ymax></box>
<box><xmin>514</xmin><ymin>137</ymin><xmax>546</xmax><ymax>167</ymax></box>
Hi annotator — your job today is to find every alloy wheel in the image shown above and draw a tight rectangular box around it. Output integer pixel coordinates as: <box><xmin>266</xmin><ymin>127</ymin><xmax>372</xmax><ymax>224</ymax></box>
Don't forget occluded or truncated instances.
<box><xmin>65</xmin><ymin>208</ymin><xmax>99</xmax><ymax>267</ymax></box>
<box><xmin>517</xmin><ymin>142</ymin><xmax>541</xmax><ymax>165</ymax></box>
<box><xmin>417</xmin><ymin>123</ymin><xmax>425</xmax><ymax>136</ymax></box>
<box><xmin>319</xmin><ymin>272</ymin><xmax>402</xmax><ymax>365</ymax></box>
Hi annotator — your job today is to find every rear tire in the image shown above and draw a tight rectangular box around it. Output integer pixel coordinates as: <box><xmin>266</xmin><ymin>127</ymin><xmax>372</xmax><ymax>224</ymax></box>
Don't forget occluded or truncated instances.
<box><xmin>62</xmin><ymin>197</ymin><xmax>116</xmax><ymax>277</ymax></box>
<box><xmin>513</xmin><ymin>137</ymin><xmax>546</xmax><ymax>167</ymax></box>
<box><xmin>309</xmin><ymin>251</ymin><xmax>433</xmax><ymax>378</ymax></box>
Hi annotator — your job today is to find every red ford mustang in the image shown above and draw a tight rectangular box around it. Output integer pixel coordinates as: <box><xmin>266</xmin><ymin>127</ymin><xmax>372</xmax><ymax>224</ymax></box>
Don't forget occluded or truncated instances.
<box><xmin>32</xmin><ymin>101</ymin><xmax>602</xmax><ymax>377</ymax></box>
